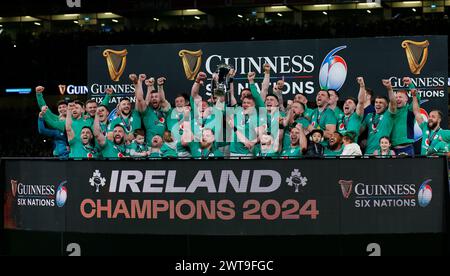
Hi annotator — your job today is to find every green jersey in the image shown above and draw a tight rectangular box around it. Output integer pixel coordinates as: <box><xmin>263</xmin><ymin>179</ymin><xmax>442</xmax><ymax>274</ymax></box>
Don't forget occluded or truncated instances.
<box><xmin>68</xmin><ymin>137</ymin><xmax>100</xmax><ymax>159</ymax></box>
<box><xmin>280</xmin><ymin>144</ymin><xmax>303</xmax><ymax>158</ymax></box>
<box><xmin>439</xmin><ymin>130</ymin><xmax>450</xmax><ymax>143</ymax></box>
<box><xmin>127</xmin><ymin>141</ymin><xmax>150</xmax><ymax>158</ymax></box>
<box><xmin>108</xmin><ymin>110</ymin><xmax>142</xmax><ymax>135</ymax></box>
<box><xmin>36</xmin><ymin>93</ymin><xmax>60</xmax><ymax>123</ymax></box>
<box><xmin>43</xmin><ymin>113</ymin><xmax>93</xmax><ymax>135</ymax></box>
<box><xmin>149</xmin><ymin>151</ymin><xmax>164</xmax><ymax>159</ymax></box>
<box><xmin>427</xmin><ymin>141</ymin><xmax>449</xmax><ymax>156</ymax></box>
<box><xmin>283</xmin><ymin>117</ymin><xmax>310</xmax><ymax>150</ymax></box>
<box><xmin>249</xmin><ymin>83</ymin><xmax>265</xmax><ymax>109</ymax></box>
<box><xmin>324</xmin><ymin>147</ymin><xmax>344</xmax><ymax>157</ymax></box>
<box><xmin>253</xmin><ymin>144</ymin><xmax>280</xmax><ymax>158</ymax></box>
<box><xmin>332</xmin><ymin>106</ymin><xmax>345</xmax><ymax>122</ymax></box>
<box><xmin>310</xmin><ymin>107</ymin><xmax>337</xmax><ymax>146</ymax></box>
<box><xmin>161</xmin><ymin>142</ymin><xmax>178</xmax><ymax>158</ymax></box>
<box><xmin>338</xmin><ymin>112</ymin><xmax>363</xmax><ymax>142</ymax></box>
<box><xmin>230</xmin><ymin>108</ymin><xmax>259</xmax><ymax>155</ymax></box>
<box><xmin>391</xmin><ymin>102</ymin><xmax>416</xmax><ymax>147</ymax></box>
<box><xmin>142</xmin><ymin>106</ymin><xmax>167</xmax><ymax>142</ymax></box>
<box><xmin>363</xmin><ymin>110</ymin><xmax>396</xmax><ymax>155</ymax></box>
<box><xmin>310</xmin><ymin>107</ymin><xmax>337</xmax><ymax>131</ymax></box>
<box><xmin>100</xmin><ymin>140</ymin><xmax>129</xmax><ymax>159</ymax></box>
<box><xmin>189</xmin><ymin>142</ymin><xmax>223</xmax><ymax>159</ymax></box>
<box><xmin>419</xmin><ymin>122</ymin><xmax>448</xmax><ymax>156</ymax></box>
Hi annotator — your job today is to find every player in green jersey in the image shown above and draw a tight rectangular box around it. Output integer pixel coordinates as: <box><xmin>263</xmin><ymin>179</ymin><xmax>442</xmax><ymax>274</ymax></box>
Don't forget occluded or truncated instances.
<box><xmin>412</xmin><ymin>89</ymin><xmax>449</xmax><ymax>156</ymax></box>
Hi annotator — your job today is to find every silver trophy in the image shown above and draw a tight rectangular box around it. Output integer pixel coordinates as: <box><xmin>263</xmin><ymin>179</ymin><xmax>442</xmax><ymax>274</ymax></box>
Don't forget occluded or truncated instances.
<box><xmin>211</xmin><ymin>64</ymin><xmax>233</xmax><ymax>98</ymax></box>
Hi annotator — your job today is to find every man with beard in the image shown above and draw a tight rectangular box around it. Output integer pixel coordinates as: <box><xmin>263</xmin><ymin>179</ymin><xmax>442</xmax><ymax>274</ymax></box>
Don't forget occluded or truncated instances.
<box><xmin>66</xmin><ymin>108</ymin><xmax>98</xmax><ymax>159</ymax></box>
<box><xmin>94</xmin><ymin>109</ymin><xmax>129</xmax><ymax>159</ymax></box>
<box><xmin>134</xmin><ymin>74</ymin><xmax>171</xmax><ymax>144</ymax></box>
<box><xmin>337</xmin><ymin>77</ymin><xmax>367</xmax><ymax>142</ymax></box>
<box><xmin>362</xmin><ymin>79</ymin><xmax>397</xmax><ymax>155</ymax></box>
<box><xmin>182</xmin><ymin>125</ymin><xmax>223</xmax><ymax>159</ymax></box>
<box><xmin>43</xmin><ymin>99</ymin><xmax>93</xmax><ymax>136</ymax></box>
<box><xmin>324</xmin><ymin>131</ymin><xmax>344</xmax><ymax>157</ymax></box>
<box><xmin>107</xmin><ymin>97</ymin><xmax>142</xmax><ymax>143</ymax></box>
<box><xmin>328</xmin><ymin>89</ymin><xmax>345</xmax><ymax>122</ymax></box>
<box><xmin>412</xmin><ymin>90</ymin><xmax>449</xmax><ymax>156</ymax></box>
<box><xmin>305</xmin><ymin>90</ymin><xmax>337</xmax><ymax>146</ymax></box>
<box><xmin>390</xmin><ymin>77</ymin><xmax>419</xmax><ymax>156</ymax></box>
<box><xmin>280</xmin><ymin>124</ymin><xmax>307</xmax><ymax>158</ymax></box>
<box><xmin>228</xmin><ymin>94</ymin><xmax>259</xmax><ymax>158</ymax></box>
<box><xmin>36</xmin><ymin>86</ymin><xmax>68</xmax><ymax>122</ymax></box>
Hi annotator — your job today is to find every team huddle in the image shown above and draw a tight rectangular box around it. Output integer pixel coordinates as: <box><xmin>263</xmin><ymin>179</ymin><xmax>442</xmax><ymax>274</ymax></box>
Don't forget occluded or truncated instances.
<box><xmin>36</xmin><ymin>64</ymin><xmax>450</xmax><ymax>159</ymax></box>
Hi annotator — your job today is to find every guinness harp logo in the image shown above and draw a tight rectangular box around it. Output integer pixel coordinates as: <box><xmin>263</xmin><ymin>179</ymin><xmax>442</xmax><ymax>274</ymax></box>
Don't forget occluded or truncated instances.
<box><xmin>103</xmin><ymin>49</ymin><xmax>128</xmax><ymax>82</ymax></box>
<box><xmin>401</xmin><ymin>40</ymin><xmax>430</xmax><ymax>75</ymax></box>
<box><xmin>11</xmin><ymin>180</ymin><xmax>18</xmax><ymax>198</ymax></box>
<box><xmin>58</xmin><ymin>85</ymin><xmax>67</xmax><ymax>95</ymax></box>
<box><xmin>338</xmin><ymin>180</ymin><xmax>353</xmax><ymax>199</ymax></box>
<box><xmin>179</xmin><ymin>49</ymin><xmax>203</xmax><ymax>80</ymax></box>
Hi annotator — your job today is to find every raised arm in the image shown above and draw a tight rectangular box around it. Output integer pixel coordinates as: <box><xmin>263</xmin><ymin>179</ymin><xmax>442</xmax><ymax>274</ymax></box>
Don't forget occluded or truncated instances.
<box><xmin>356</xmin><ymin>77</ymin><xmax>366</xmax><ymax>117</ymax></box>
<box><xmin>228</xmin><ymin>69</ymin><xmax>238</xmax><ymax>107</ymax></box>
<box><xmin>261</xmin><ymin>64</ymin><xmax>271</xmax><ymax>101</ymax></box>
<box><xmin>297</xmin><ymin>124</ymin><xmax>308</xmax><ymax>153</ymax></box>
<box><xmin>273</xmin><ymin>77</ymin><xmax>286</xmax><ymax>112</ymax></box>
<box><xmin>191</xmin><ymin>72</ymin><xmax>207</xmax><ymax>99</ymax></box>
<box><xmin>35</xmin><ymin>86</ymin><xmax>60</xmax><ymax>122</ymax></box>
<box><xmin>248</xmin><ymin>72</ymin><xmax>265</xmax><ymax>109</ymax></box>
<box><xmin>65</xmin><ymin>108</ymin><xmax>75</xmax><ymax>142</ymax></box>
<box><xmin>403</xmin><ymin>77</ymin><xmax>420</xmax><ymax>110</ymax></box>
<box><xmin>143</xmin><ymin>77</ymin><xmax>155</xmax><ymax>107</ymax></box>
<box><xmin>382</xmin><ymin>79</ymin><xmax>397</xmax><ymax>114</ymax></box>
<box><xmin>181</xmin><ymin>109</ymin><xmax>194</xmax><ymax>147</ymax></box>
<box><xmin>411</xmin><ymin>89</ymin><xmax>424</xmax><ymax>125</ymax></box>
<box><xmin>101</xmin><ymin>87</ymin><xmax>113</xmax><ymax>106</ymax></box>
<box><xmin>38</xmin><ymin>106</ymin><xmax>60</xmax><ymax>138</ymax></box>
<box><xmin>157</xmin><ymin>77</ymin><xmax>170</xmax><ymax>111</ymax></box>
<box><xmin>93</xmin><ymin>109</ymin><xmax>106</xmax><ymax>147</ymax></box>
<box><xmin>131</xmin><ymin>74</ymin><xmax>147</xmax><ymax>113</ymax></box>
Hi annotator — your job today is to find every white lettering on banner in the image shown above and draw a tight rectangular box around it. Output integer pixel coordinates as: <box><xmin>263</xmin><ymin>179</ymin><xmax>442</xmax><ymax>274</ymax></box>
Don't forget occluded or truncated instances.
<box><xmin>90</xmin><ymin>84</ymin><xmax>135</xmax><ymax>94</ymax></box>
<box><xmin>67</xmin><ymin>85</ymin><xmax>88</xmax><ymax>95</ymax></box>
<box><xmin>108</xmin><ymin>170</ymin><xmax>282</xmax><ymax>193</ymax></box>
<box><xmin>205</xmin><ymin>55</ymin><xmax>315</xmax><ymax>75</ymax></box>
<box><xmin>389</xmin><ymin>76</ymin><xmax>446</xmax><ymax>99</ymax></box>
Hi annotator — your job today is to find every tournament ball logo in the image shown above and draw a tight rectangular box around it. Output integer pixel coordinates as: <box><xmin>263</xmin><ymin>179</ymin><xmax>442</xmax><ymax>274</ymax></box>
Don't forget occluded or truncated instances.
<box><xmin>56</xmin><ymin>181</ymin><xmax>68</xmax><ymax>208</ymax></box>
<box><xmin>319</xmin><ymin>46</ymin><xmax>348</xmax><ymax>92</ymax></box>
<box><xmin>417</xmin><ymin>179</ymin><xmax>432</xmax><ymax>208</ymax></box>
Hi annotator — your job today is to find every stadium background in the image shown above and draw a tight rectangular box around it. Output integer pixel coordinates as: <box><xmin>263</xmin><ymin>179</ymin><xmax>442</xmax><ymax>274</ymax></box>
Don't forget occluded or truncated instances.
<box><xmin>0</xmin><ymin>0</ymin><xmax>449</xmax><ymax>256</ymax></box>
<box><xmin>0</xmin><ymin>0</ymin><xmax>449</xmax><ymax>157</ymax></box>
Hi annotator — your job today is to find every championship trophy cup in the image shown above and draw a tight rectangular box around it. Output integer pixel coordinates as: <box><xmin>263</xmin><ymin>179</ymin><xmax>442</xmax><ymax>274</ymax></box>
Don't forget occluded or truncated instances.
<box><xmin>211</xmin><ymin>64</ymin><xmax>233</xmax><ymax>105</ymax></box>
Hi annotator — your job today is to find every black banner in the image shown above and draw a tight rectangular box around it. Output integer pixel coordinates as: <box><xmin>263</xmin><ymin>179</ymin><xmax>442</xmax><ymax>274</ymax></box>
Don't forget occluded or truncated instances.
<box><xmin>3</xmin><ymin>158</ymin><xmax>447</xmax><ymax>236</ymax></box>
<box><xmin>88</xmin><ymin>36</ymin><xmax>448</xmax><ymax>126</ymax></box>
